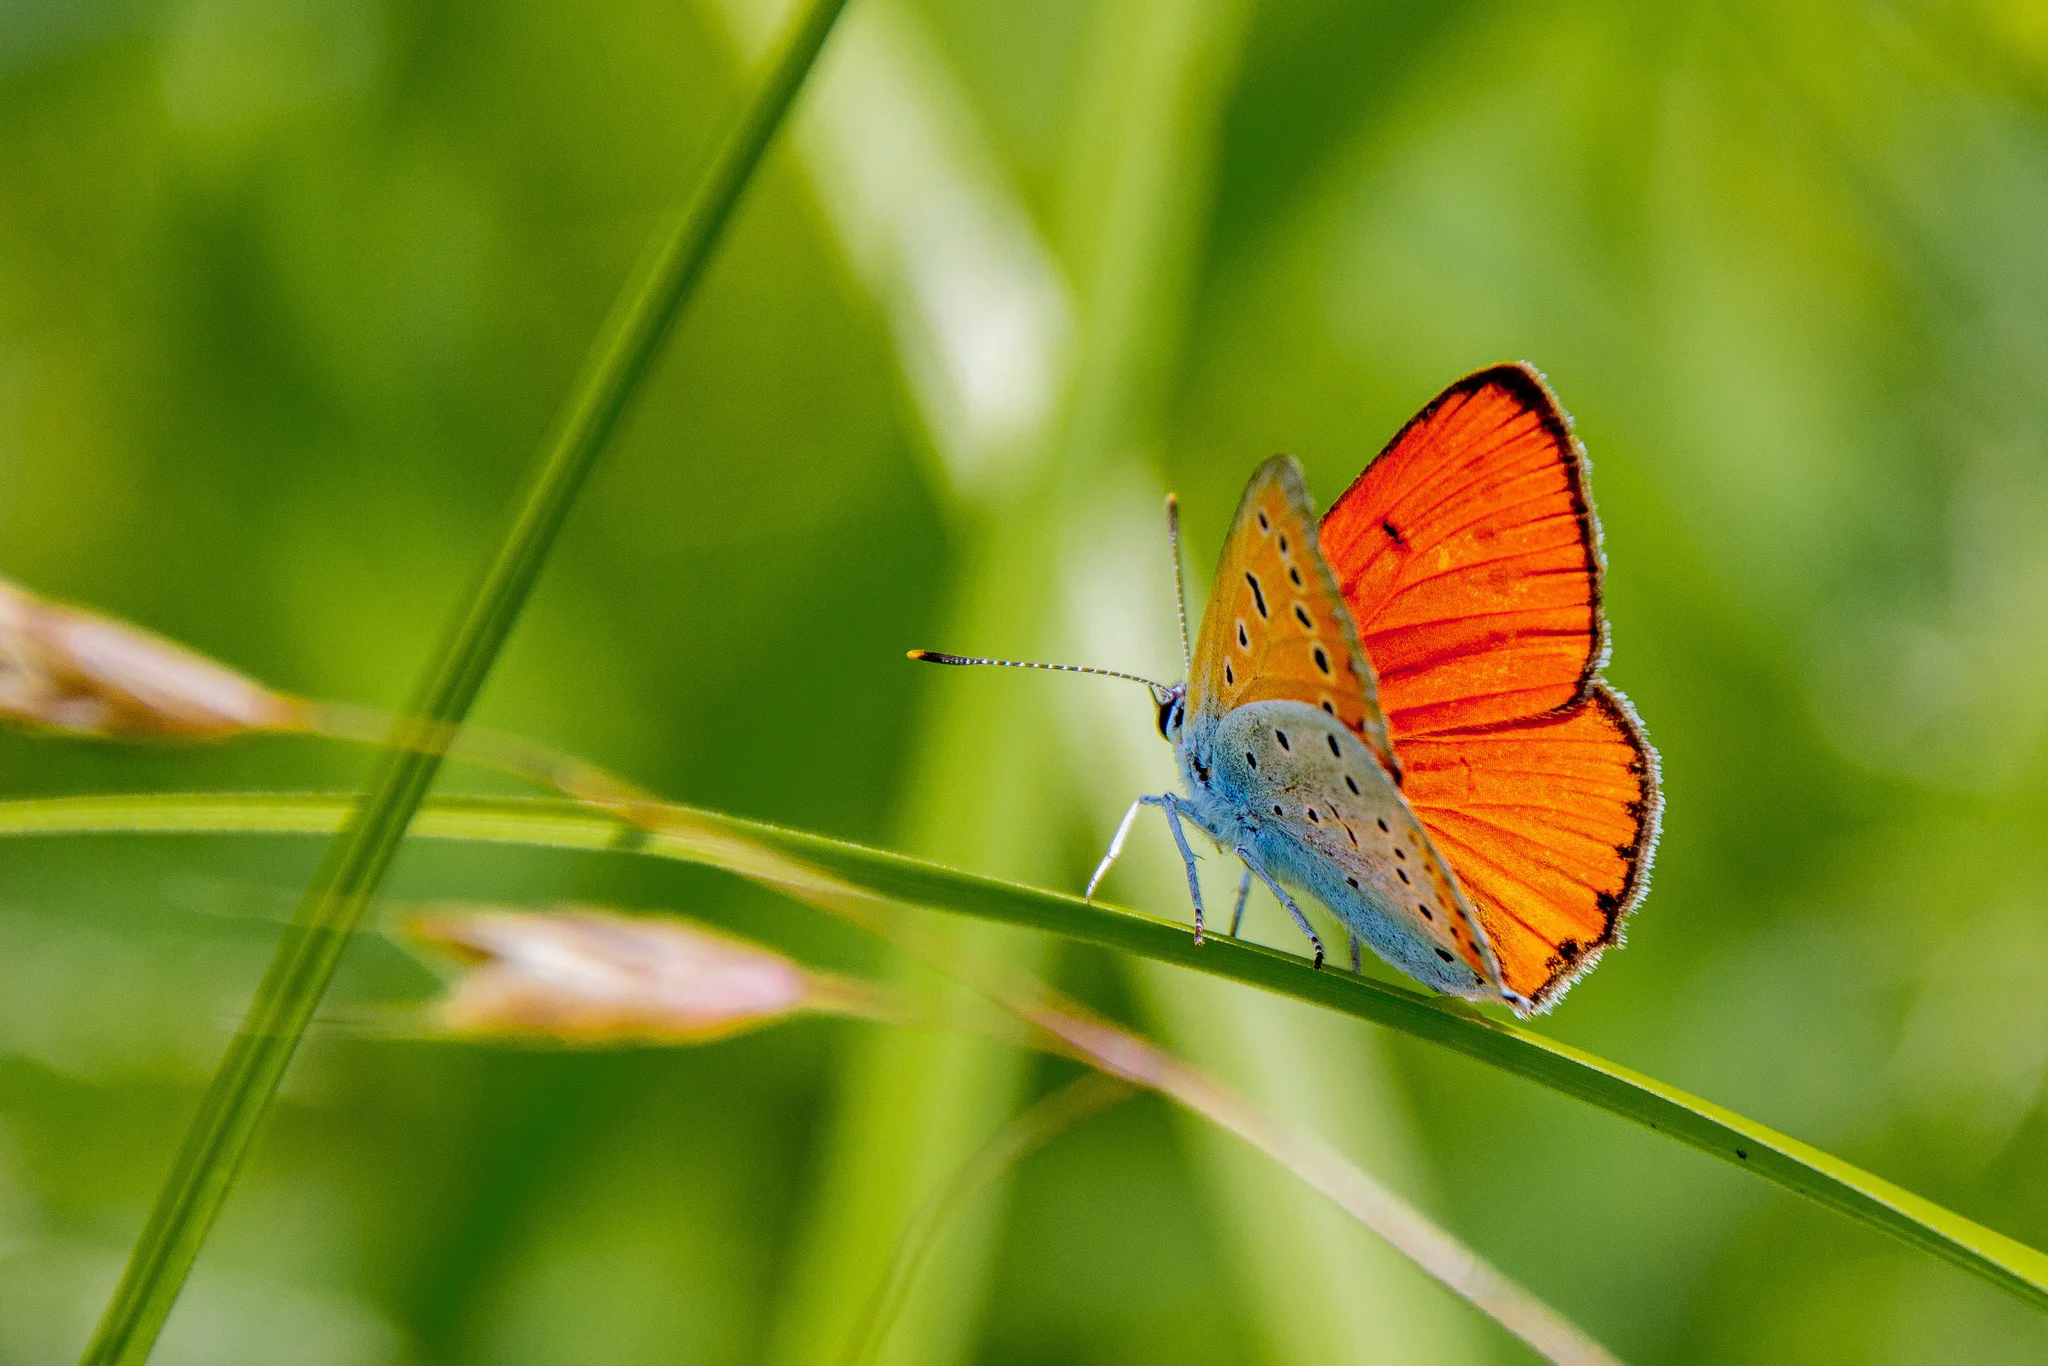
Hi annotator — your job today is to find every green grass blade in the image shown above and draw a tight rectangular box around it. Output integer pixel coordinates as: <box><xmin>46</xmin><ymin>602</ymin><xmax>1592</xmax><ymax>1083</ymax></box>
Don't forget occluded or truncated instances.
<box><xmin>74</xmin><ymin>6</ymin><xmax>851</xmax><ymax>1362</ymax></box>
<box><xmin>15</xmin><ymin>789</ymin><xmax>2048</xmax><ymax>1316</ymax></box>
<box><xmin>839</xmin><ymin>1074</ymin><xmax>1138</xmax><ymax>1366</ymax></box>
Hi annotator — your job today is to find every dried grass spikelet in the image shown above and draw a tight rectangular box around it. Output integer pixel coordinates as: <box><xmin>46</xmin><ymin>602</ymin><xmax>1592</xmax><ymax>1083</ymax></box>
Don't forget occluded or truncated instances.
<box><xmin>410</xmin><ymin>905</ymin><xmax>888</xmax><ymax>1045</ymax></box>
<box><xmin>0</xmin><ymin>578</ymin><xmax>304</xmax><ymax>739</ymax></box>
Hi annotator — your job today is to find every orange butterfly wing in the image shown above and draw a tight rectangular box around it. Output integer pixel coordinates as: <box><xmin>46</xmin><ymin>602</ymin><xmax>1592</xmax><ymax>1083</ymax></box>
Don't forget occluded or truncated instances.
<box><xmin>1190</xmin><ymin>456</ymin><xmax>1399</xmax><ymax>780</ymax></box>
<box><xmin>1397</xmin><ymin>685</ymin><xmax>1657</xmax><ymax>1009</ymax></box>
<box><xmin>1321</xmin><ymin>364</ymin><xmax>1603</xmax><ymax>737</ymax></box>
<box><xmin>1320</xmin><ymin>364</ymin><xmax>1660</xmax><ymax>1010</ymax></box>
<box><xmin>1191</xmin><ymin>456</ymin><xmax>1504</xmax><ymax>989</ymax></box>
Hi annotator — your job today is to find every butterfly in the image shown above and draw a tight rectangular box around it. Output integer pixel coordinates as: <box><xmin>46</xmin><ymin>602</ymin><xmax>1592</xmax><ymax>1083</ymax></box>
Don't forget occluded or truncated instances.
<box><xmin>912</xmin><ymin>362</ymin><xmax>1659</xmax><ymax>1015</ymax></box>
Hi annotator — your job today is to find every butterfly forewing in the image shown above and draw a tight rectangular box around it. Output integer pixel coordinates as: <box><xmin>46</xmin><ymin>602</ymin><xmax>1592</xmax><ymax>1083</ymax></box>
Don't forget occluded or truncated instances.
<box><xmin>1189</xmin><ymin>457</ymin><xmax>1397</xmax><ymax>777</ymax></box>
<box><xmin>1321</xmin><ymin>365</ymin><xmax>1603</xmax><ymax>737</ymax></box>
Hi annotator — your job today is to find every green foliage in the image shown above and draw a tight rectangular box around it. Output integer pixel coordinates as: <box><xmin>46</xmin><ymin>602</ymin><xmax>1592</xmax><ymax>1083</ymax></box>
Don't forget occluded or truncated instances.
<box><xmin>2</xmin><ymin>0</ymin><xmax>2047</xmax><ymax>1362</ymax></box>
<box><xmin>7</xmin><ymin>789</ymin><xmax>2048</xmax><ymax>1323</ymax></box>
<box><xmin>66</xmin><ymin>2</ymin><xmax>850</xmax><ymax>1360</ymax></box>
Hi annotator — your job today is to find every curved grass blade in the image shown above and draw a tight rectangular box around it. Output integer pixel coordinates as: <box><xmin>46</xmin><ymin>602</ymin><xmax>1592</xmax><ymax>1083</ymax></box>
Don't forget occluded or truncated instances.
<box><xmin>839</xmin><ymin>1073</ymin><xmax>1137</xmax><ymax>1366</ymax></box>
<box><xmin>400</xmin><ymin>901</ymin><xmax>1616</xmax><ymax>1361</ymax></box>
<box><xmin>73</xmin><ymin>5</ymin><xmax>854</xmax><ymax>1361</ymax></box>
<box><xmin>12</xmin><ymin>789</ymin><xmax>2048</xmax><ymax>1316</ymax></box>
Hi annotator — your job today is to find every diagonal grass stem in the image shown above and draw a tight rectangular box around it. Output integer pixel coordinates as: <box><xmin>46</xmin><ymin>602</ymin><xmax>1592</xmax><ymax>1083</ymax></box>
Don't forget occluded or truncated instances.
<box><xmin>14</xmin><ymin>789</ymin><xmax>2048</xmax><ymax>1318</ymax></box>
<box><xmin>75</xmin><ymin>3</ymin><xmax>851</xmax><ymax>1361</ymax></box>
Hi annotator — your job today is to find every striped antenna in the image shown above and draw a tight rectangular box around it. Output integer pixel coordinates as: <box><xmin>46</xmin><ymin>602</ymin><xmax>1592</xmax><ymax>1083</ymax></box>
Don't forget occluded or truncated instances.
<box><xmin>907</xmin><ymin>650</ymin><xmax>1170</xmax><ymax>699</ymax></box>
<box><xmin>1165</xmin><ymin>493</ymin><xmax>1191</xmax><ymax>674</ymax></box>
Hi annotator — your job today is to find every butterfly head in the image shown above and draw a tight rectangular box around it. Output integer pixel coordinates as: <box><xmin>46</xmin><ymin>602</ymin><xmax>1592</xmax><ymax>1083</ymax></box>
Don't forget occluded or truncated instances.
<box><xmin>1151</xmin><ymin>681</ymin><xmax>1187</xmax><ymax>742</ymax></box>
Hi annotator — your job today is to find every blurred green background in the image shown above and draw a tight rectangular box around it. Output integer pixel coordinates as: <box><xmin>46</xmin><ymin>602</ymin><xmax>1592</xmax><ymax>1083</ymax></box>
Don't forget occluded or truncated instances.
<box><xmin>5</xmin><ymin>0</ymin><xmax>2048</xmax><ymax>1361</ymax></box>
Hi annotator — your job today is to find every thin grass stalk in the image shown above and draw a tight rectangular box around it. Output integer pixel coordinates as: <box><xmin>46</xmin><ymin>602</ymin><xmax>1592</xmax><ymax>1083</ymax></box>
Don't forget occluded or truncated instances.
<box><xmin>838</xmin><ymin>1073</ymin><xmax>1138</xmax><ymax>1366</ymax></box>
<box><xmin>392</xmin><ymin>898</ymin><xmax>1612</xmax><ymax>1358</ymax></box>
<box><xmin>75</xmin><ymin>5</ymin><xmax>852</xmax><ymax>1361</ymax></box>
<box><xmin>1011</xmin><ymin>1007</ymin><xmax>1619</xmax><ymax>1364</ymax></box>
<box><xmin>754</xmin><ymin>0</ymin><xmax>1211</xmax><ymax>1354</ymax></box>
<box><xmin>750</xmin><ymin>872</ymin><xmax>1618</xmax><ymax>1363</ymax></box>
<box><xmin>13</xmin><ymin>790</ymin><xmax>2046</xmax><ymax>1313</ymax></box>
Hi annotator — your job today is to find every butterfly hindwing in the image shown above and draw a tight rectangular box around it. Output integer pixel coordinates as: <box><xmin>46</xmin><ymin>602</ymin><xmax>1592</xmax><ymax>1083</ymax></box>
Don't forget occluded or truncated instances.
<box><xmin>1398</xmin><ymin>683</ymin><xmax>1658</xmax><ymax>1008</ymax></box>
<box><xmin>1204</xmin><ymin>699</ymin><xmax>1502</xmax><ymax>998</ymax></box>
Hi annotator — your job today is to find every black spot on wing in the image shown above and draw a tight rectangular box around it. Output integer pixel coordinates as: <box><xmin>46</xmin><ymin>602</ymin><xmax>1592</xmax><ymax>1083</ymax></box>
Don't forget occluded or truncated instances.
<box><xmin>1245</xmin><ymin>572</ymin><xmax>1268</xmax><ymax>618</ymax></box>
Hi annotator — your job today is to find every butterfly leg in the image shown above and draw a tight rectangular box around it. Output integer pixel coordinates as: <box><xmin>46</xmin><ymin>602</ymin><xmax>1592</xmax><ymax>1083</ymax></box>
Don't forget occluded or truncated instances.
<box><xmin>1348</xmin><ymin>932</ymin><xmax>1363</xmax><ymax>974</ymax></box>
<box><xmin>1240</xmin><ymin>852</ymin><xmax>1324</xmax><ymax>970</ymax></box>
<box><xmin>1227</xmin><ymin>868</ymin><xmax>1252</xmax><ymax>938</ymax></box>
<box><xmin>1086</xmin><ymin>797</ymin><xmax>1149</xmax><ymax>900</ymax></box>
<box><xmin>1154</xmin><ymin>793</ymin><xmax>1207</xmax><ymax>945</ymax></box>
